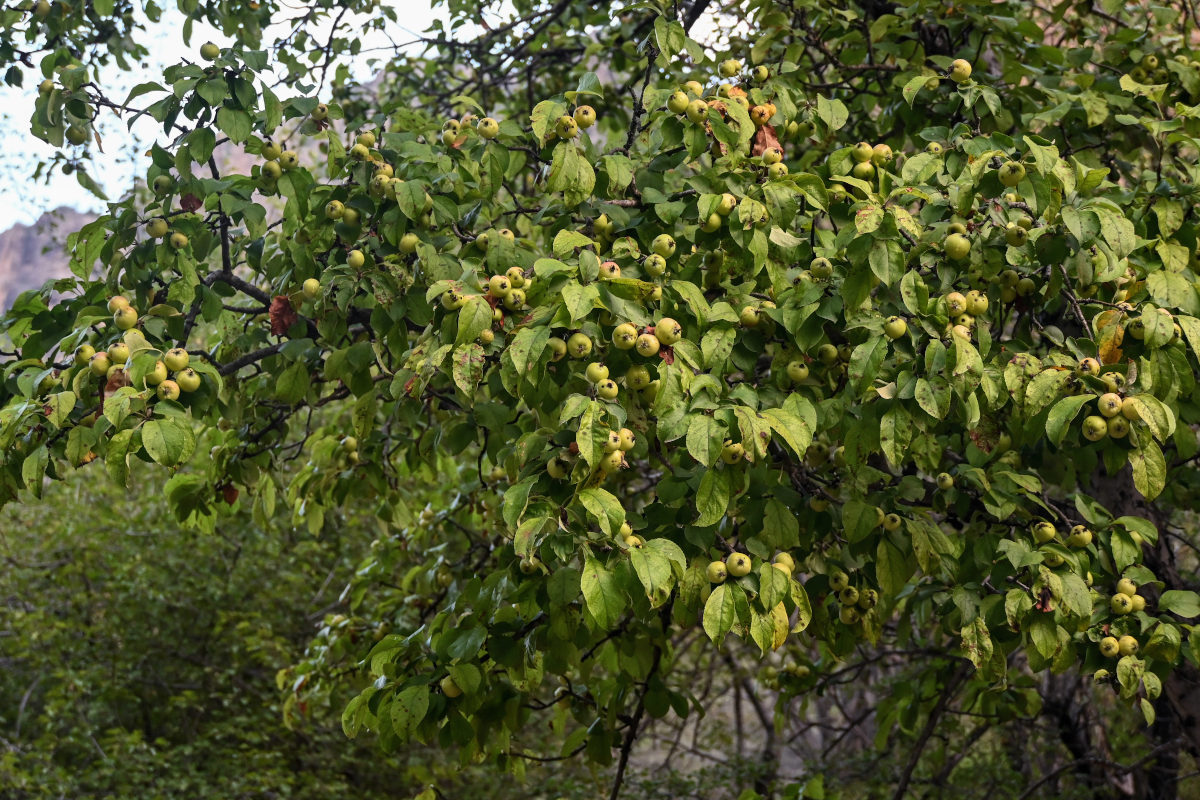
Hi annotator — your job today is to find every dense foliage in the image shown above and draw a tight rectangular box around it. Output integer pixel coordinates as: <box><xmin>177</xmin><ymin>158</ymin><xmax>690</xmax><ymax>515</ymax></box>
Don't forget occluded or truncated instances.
<box><xmin>6</xmin><ymin>0</ymin><xmax>1200</xmax><ymax>797</ymax></box>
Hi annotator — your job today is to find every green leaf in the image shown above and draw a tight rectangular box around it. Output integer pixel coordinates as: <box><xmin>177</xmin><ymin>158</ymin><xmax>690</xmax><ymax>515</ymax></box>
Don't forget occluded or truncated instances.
<box><xmin>847</xmin><ymin>338</ymin><xmax>887</xmax><ymax>395</ymax></box>
<box><xmin>451</xmin><ymin>343</ymin><xmax>486</xmax><ymax>396</ymax></box>
<box><xmin>815</xmin><ymin>95</ymin><xmax>848</xmax><ymax>131</ymax></box>
<box><xmin>142</xmin><ymin>418</ymin><xmax>196</xmax><ymax>467</ymax></box>
<box><xmin>1045</xmin><ymin>395</ymin><xmax>1092</xmax><ymax>446</ymax></box>
<box><xmin>760</xmin><ymin>407</ymin><xmax>812</xmax><ymax>459</ymax></box>
<box><xmin>696</xmin><ymin>468</ymin><xmax>731</xmax><ymax>526</ymax></box>
<box><xmin>961</xmin><ymin>618</ymin><xmax>993</xmax><ymax>670</ymax></box>
<box><xmin>1159</xmin><ymin>590</ymin><xmax>1200</xmax><ymax>619</ymax></box>
<box><xmin>390</xmin><ymin>685</ymin><xmax>429</xmax><ymax>739</ymax></box>
<box><xmin>581</xmin><ymin>555</ymin><xmax>626</xmax><ymax>630</ymax></box>
<box><xmin>703</xmin><ymin>582</ymin><xmax>746</xmax><ymax>646</ymax></box>
<box><xmin>1024</xmin><ymin>368</ymin><xmax>1073</xmax><ymax>417</ymax></box>
<box><xmin>902</xmin><ymin>74</ymin><xmax>932</xmax><ymax>107</ymax></box>
<box><xmin>686</xmin><ymin>414</ymin><xmax>724</xmax><ymax>466</ymax></box>
<box><xmin>455</xmin><ymin>296</ymin><xmax>494</xmax><ymax>346</ymax></box>
<box><xmin>1130</xmin><ymin>440</ymin><xmax>1167</xmax><ymax>500</ymax></box>
<box><xmin>578</xmin><ymin>487</ymin><xmax>625</xmax><ymax>537</ymax></box>
<box><xmin>106</xmin><ymin>429</ymin><xmax>133</xmax><ymax>488</ymax></box>
<box><xmin>547</xmin><ymin>142</ymin><xmax>596</xmax><ymax>207</ymax></box>
<box><xmin>630</xmin><ymin>544</ymin><xmax>675</xmax><ymax>606</ymax></box>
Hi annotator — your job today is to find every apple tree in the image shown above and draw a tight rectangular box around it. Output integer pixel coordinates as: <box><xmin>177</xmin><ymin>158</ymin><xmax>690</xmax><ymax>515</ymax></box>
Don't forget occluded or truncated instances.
<box><xmin>5</xmin><ymin>0</ymin><xmax>1200</xmax><ymax>795</ymax></box>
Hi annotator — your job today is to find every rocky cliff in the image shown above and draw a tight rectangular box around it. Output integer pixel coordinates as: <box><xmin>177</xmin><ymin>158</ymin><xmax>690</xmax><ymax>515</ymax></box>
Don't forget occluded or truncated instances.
<box><xmin>0</xmin><ymin>208</ymin><xmax>96</xmax><ymax>310</ymax></box>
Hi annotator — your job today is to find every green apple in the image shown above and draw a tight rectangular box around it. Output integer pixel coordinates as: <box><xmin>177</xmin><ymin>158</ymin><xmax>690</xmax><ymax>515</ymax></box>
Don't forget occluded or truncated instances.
<box><xmin>566</xmin><ymin>332</ymin><xmax>592</xmax><ymax>358</ymax></box>
<box><xmin>883</xmin><ymin>316</ymin><xmax>907</xmax><ymax>339</ymax></box>
<box><xmin>850</xmin><ymin>161</ymin><xmax>874</xmax><ymax>180</ymax></box>
<box><xmin>1097</xmin><ymin>392</ymin><xmax>1122</xmax><ymax>417</ymax></box>
<box><xmin>997</xmin><ymin>160</ymin><xmax>1026</xmax><ymax>187</ymax></box>
<box><xmin>926</xmin><ymin>142</ymin><xmax>943</xmax><ymax>154</ymax></box>
<box><xmin>719</xmin><ymin>58</ymin><xmax>741</xmax><ymax>77</ymax></box>
<box><xmin>667</xmin><ymin>91</ymin><xmax>690</xmax><ymax>114</ymax></box>
<box><xmin>644</xmin><ymin>254</ymin><xmax>667</xmax><ymax>276</ymax></box>
<box><xmin>478</xmin><ymin>117</ymin><xmax>500</xmax><ymax>138</ymax></box>
<box><xmin>596</xmin><ymin>379</ymin><xmax>619</xmax><ymax>400</ymax></box>
<box><xmin>399</xmin><ymin>232</ymin><xmax>420</xmax><ymax>254</ymax></box>
<box><xmin>573</xmin><ymin>105</ymin><xmax>596</xmax><ymax>128</ymax></box>
<box><xmin>311</xmin><ymin>103</ymin><xmax>328</xmax><ymax>121</ymax></box>
<box><xmin>347</xmin><ymin>249</ymin><xmax>366</xmax><ymax>269</ymax></box>
<box><xmin>810</xmin><ymin>257</ymin><xmax>833</xmax><ymax>279</ymax></box>
<box><xmin>1117</xmin><ymin>635</ymin><xmax>1138</xmax><ymax>656</ymax></box>
<box><xmin>555</xmin><ymin>115</ymin><xmax>579</xmax><ymax>139</ymax></box>
<box><xmin>786</xmin><ymin>360</ymin><xmax>809</xmax><ymax>382</ymax></box>
<box><xmin>651</xmin><ymin>234</ymin><xmax>676</xmax><ymax>258</ymax></box>
<box><xmin>767</xmin><ymin>162</ymin><xmax>789</xmax><ymax>179</ymax></box>
<box><xmin>1110</xmin><ymin>593</ymin><xmax>1133</xmax><ymax>614</ymax></box>
<box><xmin>176</xmin><ymin>368</ymin><xmax>202</xmax><ymax>392</ymax></box>
<box><xmin>1099</xmin><ymin>636</ymin><xmax>1120</xmax><ymax>658</ymax></box>
<box><xmin>262</xmin><ymin>160</ymin><xmax>282</xmax><ymax>180</ymax></box>
<box><xmin>302</xmin><ymin>278</ymin><xmax>321</xmax><ymax>300</ymax></box>
<box><xmin>439</xmin><ymin>675</ymin><xmax>462</xmax><ymax>698</ymax></box>
<box><xmin>279</xmin><ymin>151</ymin><xmax>299</xmax><ymax>170</ymax></box>
<box><xmin>145</xmin><ymin>360</ymin><xmax>168</xmax><ymax>386</ymax></box>
<box><xmin>200</xmin><ymin>42</ymin><xmax>220</xmax><ymax>60</ymax></box>
<box><xmin>720</xmin><ymin>440</ymin><xmax>744</xmax><ymax>464</ymax></box>
<box><xmin>1077</xmin><ymin>357</ymin><xmax>1100</xmax><ymax>377</ymax></box>
<box><xmin>739</xmin><ymin>306</ymin><xmax>760</xmax><ymax>327</ymax></box>
<box><xmin>816</xmin><ymin>343</ymin><xmax>839</xmax><ymax>365</ymax></box>
<box><xmin>654</xmin><ymin>317</ymin><xmax>682</xmax><ymax>345</ymax></box>
<box><xmin>686</xmin><ymin>99</ymin><xmax>708</xmax><ymax>124</ymax></box>
<box><xmin>156</xmin><ymin>379</ymin><xmax>180</xmax><ymax>401</ymax></box>
<box><xmin>635</xmin><ymin>333</ymin><xmax>660</xmax><ymax>357</ymax></box>
<box><xmin>762</xmin><ymin>147</ymin><xmax>783</xmax><ymax>165</ymax></box>
<box><xmin>107</xmin><ymin>342</ymin><xmax>130</xmax><ymax>364</ymax></box>
<box><xmin>706</xmin><ymin>561</ymin><xmax>728</xmax><ymax>583</ymax></box>
<box><xmin>113</xmin><ymin>306</ymin><xmax>138</xmax><ymax>331</ymax></box>
<box><xmin>89</xmin><ymin>352</ymin><xmax>112</xmax><ymax>376</ymax></box>
<box><xmin>945</xmin><ymin>291</ymin><xmax>967</xmax><ymax>315</ymax></box>
<box><xmin>169</xmin><ymin>232</ymin><xmax>189</xmax><ymax>250</ymax></box>
<box><xmin>1131</xmin><ymin>594</ymin><xmax>1146</xmax><ymax>612</ymax></box>
<box><xmin>599</xmin><ymin>261</ymin><xmax>620</xmax><ymax>279</ymax></box>
<box><xmin>883</xmin><ymin>513</ymin><xmax>902</xmax><ymax>532</ymax></box>
<box><xmin>945</xmin><ymin>233</ymin><xmax>971</xmax><ymax>260</ymax></box>
<box><xmin>146</xmin><ymin>218</ymin><xmax>169</xmax><ymax>238</ymax></box>
<box><xmin>503</xmin><ymin>289</ymin><xmax>525</xmax><ymax>310</ymax></box>
<box><xmin>1107</xmin><ymin>416</ymin><xmax>1130</xmax><ymax>439</ymax></box>
<box><xmin>625</xmin><ymin>365</ymin><xmax>651</xmax><ymax>390</ymax></box>
<box><xmin>585</xmin><ymin>362</ymin><xmax>609</xmax><ymax>383</ymax></box>
<box><xmin>839</xmin><ymin>606</ymin><xmax>861</xmax><ymax>625</ymax></box>
<box><xmin>325</xmin><ymin>200</ymin><xmax>344</xmax><ymax>220</ymax></box>
<box><xmin>725</xmin><ymin>552</ymin><xmax>752</xmax><ymax>577</ymax></box>
<box><xmin>618</xmin><ymin>428</ymin><xmax>636</xmax><ymax>451</ymax></box>
<box><xmin>850</xmin><ymin>141</ymin><xmax>873</xmax><ymax>163</ymax></box>
<box><xmin>965</xmin><ymin>290</ymin><xmax>988</xmax><ymax>316</ymax></box>
<box><xmin>1005</xmin><ymin>224</ymin><xmax>1028</xmax><ymax>247</ymax></box>
<box><xmin>74</xmin><ymin>344</ymin><xmax>96</xmax><ymax>365</ymax></box>
<box><xmin>949</xmin><ymin>58</ymin><xmax>972</xmax><ymax>83</ymax></box>
<box><xmin>1082</xmin><ymin>415</ymin><xmax>1108</xmax><ymax>441</ymax></box>
<box><xmin>612</xmin><ymin>323</ymin><xmax>639</xmax><ymax>350</ymax></box>
<box><xmin>488</xmin><ymin>275</ymin><xmax>512</xmax><ymax>298</ymax></box>
<box><xmin>163</xmin><ymin>347</ymin><xmax>189</xmax><ymax>372</ymax></box>
<box><xmin>1116</xmin><ymin>577</ymin><xmax>1137</xmax><ymax>597</ymax></box>
<box><xmin>871</xmin><ymin>143</ymin><xmax>893</xmax><ymax>165</ymax></box>
<box><xmin>1066</xmin><ymin>525</ymin><xmax>1092</xmax><ymax>547</ymax></box>
<box><xmin>66</xmin><ymin>125</ymin><xmax>88</xmax><ymax>146</ymax></box>
<box><xmin>936</xmin><ymin>472</ymin><xmax>954</xmax><ymax>490</ymax></box>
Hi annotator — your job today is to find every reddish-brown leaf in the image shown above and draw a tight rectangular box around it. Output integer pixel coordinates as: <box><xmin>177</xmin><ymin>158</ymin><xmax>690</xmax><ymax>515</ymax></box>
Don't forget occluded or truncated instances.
<box><xmin>180</xmin><ymin>193</ymin><xmax>203</xmax><ymax>212</ymax></box>
<box><xmin>270</xmin><ymin>295</ymin><xmax>298</xmax><ymax>335</ymax></box>
<box><xmin>752</xmin><ymin>124</ymin><xmax>782</xmax><ymax>158</ymax></box>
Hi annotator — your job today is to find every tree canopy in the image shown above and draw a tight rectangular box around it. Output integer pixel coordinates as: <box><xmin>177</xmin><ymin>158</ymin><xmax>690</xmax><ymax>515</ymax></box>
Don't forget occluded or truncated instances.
<box><xmin>5</xmin><ymin>0</ymin><xmax>1200</xmax><ymax>797</ymax></box>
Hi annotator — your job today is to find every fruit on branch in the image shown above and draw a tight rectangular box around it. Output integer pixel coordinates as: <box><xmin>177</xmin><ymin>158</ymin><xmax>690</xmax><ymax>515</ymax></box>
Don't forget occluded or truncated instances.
<box><xmin>654</xmin><ymin>318</ymin><xmax>682</xmax><ymax>345</ymax></box>
<box><xmin>478</xmin><ymin>117</ymin><xmax>499</xmax><ymax>138</ymax></box>
<box><xmin>1099</xmin><ymin>636</ymin><xmax>1120</xmax><ymax>657</ymax></box>
<box><xmin>726</xmin><ymin>552</ymin><xmax>751</xmax><ymax>577</ymax></box>
<box><xmin>1032</xmin><ymin>521</ymin><xmax>1057</xmax><ymax>543</ymax></box>
<box><xmin>668</xmin><ymin>91</ymin><xmax>690</xmax><ymax>114</ymax></box>
<box><xmin>635</xmin><ymin>333</ymin><xmax>660</xmax><ymax>357</ymax></box>
<box><xmin>176</xmin><ymin>368</ymin><xmax>202</xmax><ymax>392</ymax></box>
<box><xmin>113</xmin><ymin>306</ymin><xmax>138</xmax><ymax>331</ymax></box>
<box><xmin>1110</xmin><ymin>593</ymin><xmax>1133</xmax><ymax>614</ymax></box>
<box><xmin>156</xmin><ymin>380</ymin><xmax>180</xmax><ymax>401</ymax></box>
<box><xmin>720</xmin><ymin>440</ymin><xmax>744</xmax><ymax>464</ymax></box>
<box><xmin>169</xmin><ymin>232</ymin><xmax>189</xmax><ymax>250</ymax></box>
<box><xmin>144</xmin><ymin>360</ymin><xmax>168</xmax><ymax>386</ymax></box>
<box><xmin>146</xmin><ymin>218</ymin><xmax>169</xmax><ymax>238</ymax></box>
<box><xmin>585</xmin><ymin>363</ymin><xmax>609</xmax><ymax>384</ymax></box>
<box><xmin>612</xmin><ymin>323</ymin><xmax>638</xmax><ymax>350</ymax></box>
<box><xmin>883</xmin><ymin>316</ymin><xmax>907</xmax><ymax>339</ymax></box>
<box><xmin>200</xmin><ymin>42</ymin><xmax>220</xmax><ymax>60</ymax></box>
<box><xmin>302</xmin><ymin>278</ymin><xmax>321</xmax><ymax>300</ymax></box>
<box><xmin>945</xmin><ymin>233</ymin><xmax>971</xmax><ymax>261</ymax></box>
<box><xmin>566</xmin><ymin>333</ymin><xmax>592</xmax><ymax>358</ymax></box>
<box><xmin>1118</xmin><ymin>635</ymin><xmax>1138</xmax><ymax>656</ymax></box>
<box><xmin>997</xmin><ymin>160</ymin><xmax>1026</xmax><ymax>187</ymax></box>
<box><xmin>573</xmin><ymin>105</ymin><xmax>596</xmax><ymax>128</ymax></box>
<box><xmin>89</xmin><ymin>352</ymin><xmax>112</xmax><ymax>376</ymax></box>
<box><xmin>686</xmin><ymin>99</ymin><xmax>708</xmax><ymax>123</ymax></box>
<box><xmin>949</xmin><ymin>58</ymin><xmax>972</xmax><ymax>83</ymax></box>
<box><xmin>1082</xmin><ymin>415</ymin><xmax>1108</xmax><ymax>441</ymax></box>
<box><xmin>936</xmin><ymin>472</ymin><xmax>954</xmax><ymax>490</ymax></box>
<box><xmin>719</xmin><ymin>59</ymin><xmax>742</xmax><ymax>77</ymax></box>
<box><xmin>555</xmin><ymin>115</ymin><xmax>579</xmax><ymax>139</ymax></box>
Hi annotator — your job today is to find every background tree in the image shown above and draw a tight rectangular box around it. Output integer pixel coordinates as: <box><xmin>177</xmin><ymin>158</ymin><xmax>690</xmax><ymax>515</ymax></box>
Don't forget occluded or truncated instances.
<box><xmin>4</xmin><ymin>0</ymin><xmax>1200</xmax><ymax>798</ymax></box>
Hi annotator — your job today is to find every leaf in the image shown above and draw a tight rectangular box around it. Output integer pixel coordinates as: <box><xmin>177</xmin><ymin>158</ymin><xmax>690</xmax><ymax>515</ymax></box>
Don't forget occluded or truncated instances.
<box><xmin>1159</xmin><ymin>590</ymin><xmax>1200</xmax><ymax>619</ymax></box>
<box><xmin>1045</xmin><ymin>395</ymin><xmax>1092</xmax><ymax>446</ymax></box>
<box><xmin>578</xmin><ymin>487</ymin><xmax>625</xmax><ymax>537</ymax></box>
<box><xmin>547</xmin><ymin>142</ymin><xmax>596</xmax><ymax>207</ymax></box>
<box><xmin>696</xmin><ymin>468</ymin><xmax>731</xmax><ymax>526</ymax></box>
<box><xmin>760</xmin><ymin>407</ymin><xmax>812</xmax><ymax>459</ymax></box>
<box><xmin>389</xmin><ymin>685</ymin><xmax>429</xmax><ymax>739</ymax></box>
<box><xmin>1130</xmin><ymin>440</ymin><xmax>1167</xmax><ymax>500</ymax></box>
<box><xmin>451</xmin><ymin>343</ymin><xmax>486</xmax><ymax>396</ymax></box>
<box><xmin>630</xmin><ymin>545</ymin><xmax>675</xmax><ymax>607</ymax></box>
<box><xmin>703</xmin><ymin>583</ymin><xmax>746</xmax><ymax>646</ymax></box>
<box><xmin>961</xmin><ymin>618</ymin><xmax>993</xmax><ymax>670</ymax></box>
<box><xmin>581</xmin><ymin>555</ymin><xmax>626</xmax><ymax>630</ymax></box>
<box><xmin>847</xmin><ymin>338</ymin><xmax>887</xmax><ymax>395</ymax></box>
<box><xmin>142</xmin><ymin>418</ymin><xmax>196</xmax><ymax>467</ymax></box>
<box><xmin>1024</xmin><ymin>368</ymin><xmax>1073</xmax><ymax>417</ymax></box>
<box><xmin>902</xmin><ymin>74</ymin><xmax>931</xmax><ymax>107</ymax></box>
<box><xmin>686</xmin><ymin>414</ymin><xmax>723</xmax><ymax>466</ymax></box>
<box><xmin>455</xmin><ymin>295</ymin><xmax>493</xmax><ymax>346</ymax></box>
<box><xmin>106</xmin><ymin>429</ymin><xmax>133</xmax><ymax>488</ymax></box>
<box><xmin>815</xmin><ymin>95</ymin><xmax>848</xmax><ymax>131</ymax></box>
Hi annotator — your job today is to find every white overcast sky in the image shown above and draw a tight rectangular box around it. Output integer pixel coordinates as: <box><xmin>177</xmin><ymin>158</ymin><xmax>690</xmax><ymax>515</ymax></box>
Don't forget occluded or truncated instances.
<box><xmin>0</xmin><ymin>2</ymin><xmax>447</xmax><ymax>234</ymax></box>
<box><xmin>0</xmin><ymin>2</ymin><xmax>722</xmax><ymax>235</ymax></box>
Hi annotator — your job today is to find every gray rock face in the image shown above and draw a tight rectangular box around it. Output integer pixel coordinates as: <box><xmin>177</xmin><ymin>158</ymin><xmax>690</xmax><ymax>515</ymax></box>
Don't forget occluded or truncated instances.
<box><xmin>0</xmin><ymin>208</ymin><xmax>96</xmax><ymax>310</ymax></box>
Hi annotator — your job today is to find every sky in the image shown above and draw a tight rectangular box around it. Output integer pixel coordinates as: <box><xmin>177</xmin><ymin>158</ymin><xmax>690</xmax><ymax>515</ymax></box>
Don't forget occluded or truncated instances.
<box><xmin>0</xmin><ymin>1</ymin><xmax>447</xmax><ymax>234</ymax></box>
